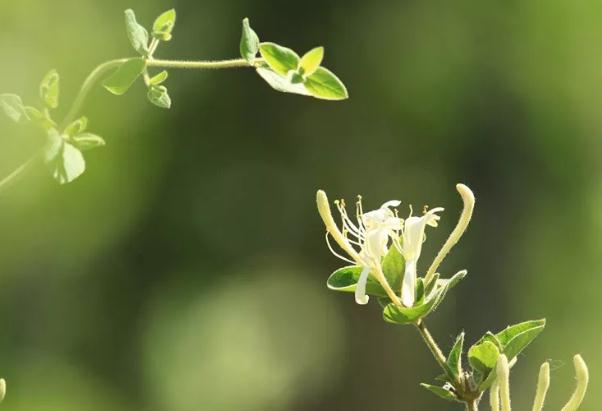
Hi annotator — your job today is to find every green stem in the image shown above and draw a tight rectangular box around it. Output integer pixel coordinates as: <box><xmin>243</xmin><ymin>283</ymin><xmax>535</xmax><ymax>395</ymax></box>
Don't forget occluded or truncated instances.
<box><xmin>3</xmin><ymin>55</ymin><xmax>261</xmax><ymax>190</ymax></box>
<box><xmin>146</xmin><ymin>57</ymin><xmax>257</xmax><ymax>70</ymax></box>
<box><xmin>61</xmin><ymin>58</ymin><xmax>128</xmax><ymax>128</ymax></box>
<box><xmin>0</xmin><ymin>154</ymin><xmax>38</xmax><ymax>194</ymax></box>
<box><xmin>466</xmin><ymin>399</ymin><xmax>479</xmax><ymax>411</ymax></box>
<box><xmin>415</xmin><ymin>320</ymin><xmax>449</xmax><ymax>375</ymax></box>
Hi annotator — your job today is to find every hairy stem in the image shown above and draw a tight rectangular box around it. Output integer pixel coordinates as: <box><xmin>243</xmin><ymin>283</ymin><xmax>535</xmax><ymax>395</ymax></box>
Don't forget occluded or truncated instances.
<box><xmin>147</xmin><ymin>57</ymin><xmax>259</xmax><ymax>70</ymax></box>
<box><xmin>415</xmin><ymin>321</ymin><xmax>450</xmax><ymax>380</ymax></box>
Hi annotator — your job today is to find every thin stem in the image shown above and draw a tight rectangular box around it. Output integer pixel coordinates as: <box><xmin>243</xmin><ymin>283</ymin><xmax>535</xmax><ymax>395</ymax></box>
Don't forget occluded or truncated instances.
<box><xmin>147</xmin><ymin>57</ymin><xmax>258</xmax><ymax>70</ymax></box>
<box><xmin>0</xmin><ymin>154</ymin><xmax>38</xmax><ymax>194</ymax></box>
<box><xmin>61</xmin><ymin>59</ymin><xmax>128</xmax><ymax>128</ymax></box>
<box><xmin>466</xmin><ymin>400</ymin><xmax>479</xmax><ymax>411</ymax></box>
<box><xmin>415</xmin><ymin>321</ymin><xmax>449</xmax><ymax>379</ymax></box>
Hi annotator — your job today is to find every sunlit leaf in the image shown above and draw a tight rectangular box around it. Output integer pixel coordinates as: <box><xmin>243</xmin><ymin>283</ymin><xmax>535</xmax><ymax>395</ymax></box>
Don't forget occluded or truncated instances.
<box><xmin>72</xmin><ymin>133</ymin><xmax>106</xmax><ymax>151</ymax></box>
<box><xmin>0</xmin><ymin>94</ymin><xmax>27</xmax><ymax>123</ymax></box>
<box><xmin>304</xmin><ymin>67</ymin><xmax>348</xmax><ymax>100</ymax></box>
<box><xmin>147</xmin><ymin>85</ymin><xmax>171</xmax><ymax>109</ymax></box>
<box><xmin>259</xmin><ymin>42</ymin><xmax>299</xmax><ymax>76</ymax></box>
<box><xmin>103</xmin><ymin>58</ymin><xmax>146</xmax><ymax>95</ymax></box>
<box><xmin>240</xmin><ymin>18</ymin><xmax>260</xmax><ymax>63</ymax></box>
<box><xmin>153</xmin><ymin>9</ymin><xmax>176</xmax><ymax>41</ymax></box>
<box><xmin>299</xmin><ymin>47</ymin><xmax>324</xmax><ymax>77</ymax></box>
<box><xmin>124</xmin><ymin>9</ymin><xmax>149</xmax><ymax>55</ymax></box>
<box><xmin>256</xmin><ymin>66</ymin><xmax>310</xmax><ymax>96</ymax></box>
<box><xmin>40</xmin><ymin>69</ymin><xmax>59</xmax><ymax>109</ymax></box>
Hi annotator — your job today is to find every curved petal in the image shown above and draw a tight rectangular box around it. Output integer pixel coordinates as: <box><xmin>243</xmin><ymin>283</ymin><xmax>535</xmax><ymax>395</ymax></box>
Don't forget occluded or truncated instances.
<box><xmin>355</xmin><ymin>267</ymin><xmax>371</xmax><ymax>305</ymax></box>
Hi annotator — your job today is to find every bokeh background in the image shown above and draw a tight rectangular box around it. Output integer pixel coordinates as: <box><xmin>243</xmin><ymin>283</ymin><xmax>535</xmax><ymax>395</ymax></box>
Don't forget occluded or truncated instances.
<box><xmin>0</xmin><ymin>0</ymin><xmax>599</xmax><ymax>409</ymax></box>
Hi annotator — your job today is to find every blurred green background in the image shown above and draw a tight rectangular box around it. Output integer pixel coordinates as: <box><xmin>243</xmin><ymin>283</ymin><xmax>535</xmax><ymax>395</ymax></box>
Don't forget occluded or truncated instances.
<box><xmin>0</xmin><ymin>0</ymin><xmax>599</xmax><ymax>409</ymax></box>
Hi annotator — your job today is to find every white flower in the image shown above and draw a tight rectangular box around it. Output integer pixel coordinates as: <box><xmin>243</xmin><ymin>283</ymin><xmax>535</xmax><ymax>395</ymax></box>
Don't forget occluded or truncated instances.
<box><xmin>316</xmin><ymin>191</ymin><xmax>402</xmax><ymax>305</ymax></box>
<box><xmin>398</xmin><ymin>207</ymin><xmax>444</xmax><ymax>307</ymax></box>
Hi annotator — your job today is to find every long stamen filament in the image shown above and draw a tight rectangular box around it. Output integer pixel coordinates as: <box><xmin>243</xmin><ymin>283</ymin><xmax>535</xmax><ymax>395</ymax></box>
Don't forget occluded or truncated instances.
<box><xmin>317</xmin><ymin>191</ymin><xmax>364</xmax><ymax>264</ymax></box>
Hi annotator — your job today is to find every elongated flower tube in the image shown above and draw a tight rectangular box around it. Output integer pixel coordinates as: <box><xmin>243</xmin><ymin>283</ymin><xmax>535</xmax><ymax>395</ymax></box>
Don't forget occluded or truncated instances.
<box><xmin>496</xmin><ymin>354</ymin><xmax>512</xmax><ymax>411</ymax></box>
<box><xmin>398</xmin><ymin>207</ymin><xmax>443</xmax><ymax>307</ymax></box>
<box><xmin>424</xmin><ymin>183</ymin><xmax>475</xmax><ymax>285</ymax></box>
<box><xmin>561</xmin><ymin>355</ymin><xmax>589</xmax><ymax>411</ymax></box>
<box><xmin>316</xmin><ymin>190</ymin><xmax>402</xmax><ymax>305</ymax></box>
<box><xmin>531</xmin><ymin>362</ymin><xmax>550</xmax><ymax>411</ymax></box>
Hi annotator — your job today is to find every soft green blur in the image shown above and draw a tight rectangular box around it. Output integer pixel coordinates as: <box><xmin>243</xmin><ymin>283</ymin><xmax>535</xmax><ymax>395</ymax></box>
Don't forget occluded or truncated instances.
<box><xmin>0</xmin><ymin>0</ymin><xmax>599</xmax><ymax>410</ymax></box>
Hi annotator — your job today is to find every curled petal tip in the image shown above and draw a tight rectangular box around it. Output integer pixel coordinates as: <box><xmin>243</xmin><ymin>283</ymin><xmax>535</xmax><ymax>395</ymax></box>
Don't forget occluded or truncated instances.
<box><xmin>456</xmin><ymin>183</ymin><xmax>475</xmax><ymax>204</ymax></box>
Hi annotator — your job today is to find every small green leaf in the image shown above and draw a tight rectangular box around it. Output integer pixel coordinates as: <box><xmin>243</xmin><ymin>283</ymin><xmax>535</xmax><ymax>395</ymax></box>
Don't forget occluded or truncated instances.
<box><xmin>420</xmin><ymin>384</ymin><xmax>458</xmax><ymax>402</ymax></box>
<box><xmin>383</xmin><ymin>298</ymin><xmax>438</xmax><ymax>325</ymax></box>
<box><xmin>152</xmin><ymin>9</ymin><xmax>176</xmax><ymax>41</ymax></box>
<box><xmin>44</xmin><ymin>129</ymin><xmax>86</xmax><ymax>185</ymax></box>
<box><xmin>240</xmin><ymin>18</ymin><xmax>260</xmax><ymax>63</ymax></box>
<box><xmin>326</xmin><ymin>265</ymin><xmax>388</xmax><ymax>298</ymax></box>
<box><xmin>23</xmin><ymin>106</ymin><xmax>55</xmax><ymax>129</ymax></box>
<box><xmin>304</xmin><ymin>66</ymin><xmax>348</xmax><ymax>100</ymax></box>
<box><xmin>447</xmin><ymin>332</ymin><xmax>465</xmax><ymax>379</ymax></box>
<box><xmin>40</xmin><ymin>69</ymin><xmax>59</xmax><ymax>109</ymax></box>
<box><xmin>430</xmin><ymin>270</ymin><xmax>467</xmax><ymax>312</ymax></box>
<box><xmin>259</xmin><ymin>42</ymin><xmax>300</xmax><ymax>76</ymax></box>
<box><xmin>124</xmin><ymin>9</ymin><xmax>149</xmax><ymax>55</ymax></box>
<box><xmin>299</xmin><ymin>47</ymin><xmax>324</xmax><ymax>77</ymax></box>
<box><xmin>72</xmin><ymin>133</ymin><xmax>106</xmax><ymax>151</ymax></box>
<box><xmin>256</xmin><ymin>66</ymin><xmax>310</xmax><ymax>96</ymax></box>
<box><xmin>63</xmin><ymin>116</ymin><xmax>88</xmax><ymax>137</ymax></box>
<box><xmin>103</xmin><ymin>58</ymin><xmax>146</xmax><ymax>95</ymax></box>
<box><xmin>0</xmin><ymin>94</ymin><xmax>27</xmax><ymax>122</ymax></box>
<box><xmin>149</xmin><ymin>70</ymin><xmax>169</xmax><ymax>86</ymax></box>
<box><xmin>424</xmin><ymin>273</ymin><xmax>440</xmax><ymax>296</ymax></box>
<box><xmin>499</xmin><ymin>321</ymin><xmax>545</xmax><ymax>361</ymax></box>
<box><xmin>382</xmin><ymin>245</ymin><xmax>404</xmax><ymax>291</ymax></box>
<box><xmin>147</xmin><ymin>85</ymin><xmax>171</xmax><ymax>109</ymax></box>
<box><xmin>468</xmin><ymin>340</ymin><xmax>500</xmax><ymax>375</ymax></box>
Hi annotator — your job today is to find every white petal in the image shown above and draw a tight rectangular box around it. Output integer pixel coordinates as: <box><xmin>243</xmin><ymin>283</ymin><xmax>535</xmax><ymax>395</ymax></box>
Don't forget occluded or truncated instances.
<box><xmin>401</xmin><ymin>259</ymin><xmax>416</xmax><ymax>307</ymax></box>
<box><xmin>381</xmin><ymin>200</ymin><xmax>401</xmax><ymax>209</ymax></box>
<box><xmin>355</xmin><ymin>267</ymin><xmax>371</xmax><ymax>305</ymax></box>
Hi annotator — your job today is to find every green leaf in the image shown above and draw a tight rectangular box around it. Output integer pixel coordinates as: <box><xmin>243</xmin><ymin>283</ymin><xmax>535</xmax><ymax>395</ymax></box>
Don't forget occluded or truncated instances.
<box><xmin>497</xmin><ymin>320</ymin><xmax>546</xmax><ymax>360</ymax></box>
<box><xmin>152</xmin><ymin>9</ymin><xmax>176</xmax><ymax>41</ymax></box>
<box><xmin>382</xmin><ymin>245</ymin><xmax>404</xmax><ymax>291</ymax></box>
<box><xmin>383</xmin><ymin>298</ymin><xmax>438</xmax><ymax>325</ymax></box>
<box><xmin>430</xmin><ymin>270</ymin><xmax>467</xmax><ymax>312</ymax></box>
<box><xmin>447</xmin><ymin>331</ymin><xmax>465</xmax><ymax>379</ymax></box>
<box><xmin>240</xmin><ymin>18</ymin><xmax>260</xmax><ymax>63</ymax></box>
<box><xmin>304</xmin><ymin>66</ymin><xmax>348</xmax><ymax>100</ymax></box>
<box><xmin>299</xmin><ymin>47</ymin><xmax>324</xmax><ymax>77</ymax></box>
<box><xmin>0</xmin><ymin>94</ymin><xmax>27</xmax><ymax>122</ymax></box>
<box><xmin>326</xmin><ymin>265</ymin><xmax>389</xmax><ymax>298</ymax></box>
<box><xmin>124</xmin><ymin>9</ymin><xmax>149</xmax><ymax>55</ymax></box>
<box><xmin>149</xmin><ymin>70</ymin><xmax>168</xmax><ymax>86</ymax></box>
<box><xmin>103</xmin><ymin>58</ymin><xmax>146</xmax><ymax>95</ymax></box>
<box><xmin>23</xmin><ymin>106</ymin><xmax>55</xmax><ymax>129</ymax></box>
<box><xmin>72</xmin><ymin>133</ymin><xmax>106</xmax><ymax>151</ymax></box>
<box><xmin>40</xmin><ymin>69</ymin><xmax>59</xmax><ymax>109</ymax></box>
<box><xmin>468</xmin><ymin>340</ymin><xmax>500</xmax><ymax>375</ymax></box>
<box><xmin>424</xmin><ymin>273</ymin><xmax>439</xmax><ymax>296</ymax></box>
<box><xmin>259</xmin><ymin>42</ymin><xmax>300</xmax><ymax>76</ymax></box>
<box><xmin>44</xmin><ymin>129</ymin><xmax>86</xmax><ymax>185</ymax></box>
<box><xmin>63</xmin><ymin>116</ymin><xmax>88</xmax><ymax>137</ymax></box>
<box><xmin>256</xmin><ymin>66</ymin><xmax>310</xmax><ymax>96</ymax></box>
<box><xmin>420</xmin><ymin>384</ymin><xmax>458</xmax><ymax>402</ymax></box>
<box><xmin>147</xmin><ymin>85</ymin><xmax>171</xmax><ymax>109</ymax></box>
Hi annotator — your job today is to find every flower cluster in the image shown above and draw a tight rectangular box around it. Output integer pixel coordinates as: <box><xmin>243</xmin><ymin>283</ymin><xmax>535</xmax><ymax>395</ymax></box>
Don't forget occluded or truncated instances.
<box><xmin>316</xmin><ymin>184</ymin><xmax>474</xmax><ymax>324</ymax></box>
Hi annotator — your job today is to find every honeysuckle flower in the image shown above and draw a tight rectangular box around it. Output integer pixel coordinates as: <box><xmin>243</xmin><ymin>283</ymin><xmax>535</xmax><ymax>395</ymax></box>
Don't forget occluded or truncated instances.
<box><xmin>316</xmin><ymin>190</ymin><xmax>402</xmax><ymax>305</ymax></box>
<box><xmin>398</xmin><ymin>207</ymin><xmax>444</xmax><ymax>307</ymax></box>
